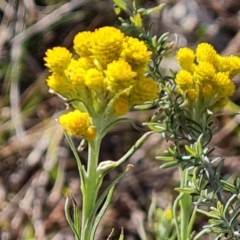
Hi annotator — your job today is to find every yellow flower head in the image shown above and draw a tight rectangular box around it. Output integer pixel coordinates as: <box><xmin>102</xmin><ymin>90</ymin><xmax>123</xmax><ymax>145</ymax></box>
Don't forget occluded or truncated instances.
<box><xmin>216</xmin><ymin>55</ymin><xmax>232</xmax><ymax>73</ymax></box>
<box><xmin>214</xmin><ymin>72</ymin><xmax>235</xmax><ymax>98</ymax></box>
<box><xmin>227</xmin><ymin>56</ymin><xmax>240</xmax><ymax>78</ymax></box>
<box><xmin>214</xmin><ymin>72</ymin><xmax>231</xmax><ymax>87</ymax></box>
<box><xmin>194</xmin><ymin>61</ymin><xmax>216</xmax><ymax>82</ymax></box>
<box><xmin>196</xmin><ymin>43</ymin><xmax>217</xmax><ymax>66</ymax></box>
<box><xmin>201</xmin><ymin>83</ymin><xmax>212</xmax><ymax>96</ymax></box>
<box><xmin>46</xmin><ymin>73</ymin><xmax>73</xmax><ymax>97</ymax></box>
<box><xmin>76</xmin><ymin>57</ymin><xmax>95</xmax><ymax>70</ymax></box>
<box><xmin>112</xmin><ymin>92</ymin><xmax>130</xmax><ymax>116</ymax></box>
<box><xmin>164</xmin><ymin>207</ymin><xmax>173</xmax><ymax>220</ymax></box>
<box><xmin>105</xmin><ymin>60</ymin><xmax>137</xmax><ymax>92</ymax></box>
<box><xmin>45</xmin><ymin>26</ymin><xmax>154</xmax><ymax>117</ymax></box>
<box><xmin>130</xmin><ymin>77</ymin><xmax>159</xmax><ymax>104</ymax></box>
<box><xmin>175</xmin><ymin>42</ymin><xmax>238</xmax><ymax>113</ymax></box>
<box><xmin>187</xmin><ymin>88</ymin><xmax>198</xmax><ymax>101</ymax></box>
<box><xmin>90</xmin><ymin>26</ymin><xmax>125</xmax><ymax>68</ymax></box>
<box><xmin>44</xmin><ymin>47</ymin><xmax>72</xmax><ymax>73</ymax></box>
<box><xmin>175</xmin><ymin>70</ymin><xmax>193</xmax><ymax>90</ymax></box>
<box><xmin>58</xmin><ymin>110</ymin><xmax>96</xmax><ymax>140</ymax></box>
<box><xmin>176</xmin><ymin>47</ymin><xmax>195</xmax><ymax>72</ymax></box>
<box><xmin>83</xmin><ymin>126</ymin><xmax>97</xmax><ymax>141</ymax></box>
<box><xmin>65</xmin><ymin>59</ymin><xmax>86</xmax><ymax>85</ymax></box>
<box><xmin>121</xmin><ymin>37</ymin><xmax>152</xmax><ymax>69</ymax></box>
<box><xmin>85</xmin><ymin>68</ymin><xmax>104</xmax><ymax>92</ymax></box>
<box><xmin>73</xmin><ymin>31</ymin><xmax>93</xmax><ymax>57</ymax></box>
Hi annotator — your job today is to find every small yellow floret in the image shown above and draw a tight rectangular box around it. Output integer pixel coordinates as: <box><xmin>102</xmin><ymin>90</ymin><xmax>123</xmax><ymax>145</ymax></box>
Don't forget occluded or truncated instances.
<box><xmin>44</xmin><ymin>47</ymin><xmax>72</xmax><ymax>73</ymax></box>
<box><xmin>196</xmin><ymin>43</ymin><xmax>217</xmax><ymax>66</ymax></box>
<box><xmin>228</xmin><ymin>56</ymin><xmax>240</xmax><ymax>78</ymax></box>
<box><xmin>194</xmin><ymin>61</ymin><xmax>216</xmax><ymax>82</ymax></box>
<box><xmin>73</xmin><ymin>31</ymin><xmax>93</xmax><ymax>57</ymax></box>
<box><xmin>59</xmin><ymin>110</ymin><xmax>96</xmax><ymax>140</ymax></box>
<box><xmin>214</xmin><ymin>72</ymin><xmax>231</xmax><ymax>87</ymax></box>
<box><xmin>216</xmin><ymin>55</ymin><xmax>240</xmax><ymax>78</ymax></box>
<box><xmin>85</xmin><ymin>68</ymin><xmax>104</xmax><ymax>92</ymax></box>
<box><xmin>121</xmin><ymin>37</ymin><xmax>152</xmax><ymax>68</ymax></box>
<box><xmin>112</xmin><ymin>93</ymin><xmax>130</xmax><ymax>116</ymax></box>
<box><xmin>175</xmin><ymin>70</ymin><xmax>193</xmax><ymax>90</ymax></box>
<box><xmin>46</xmin><ymin>73</ymin><xmax>72</xmax><ymax>97</ymax></box>
<box><xmin>130</xmin><ymin>77</ymin><xmax>159</xmax><ymax>104</ymax></box>
<box><xmin>90</xmin><ymin>26</ymin><xmax>125</xmax><ymax>67</ymax></box>
<box><xmin>165</xmin><ymin>208</ymin><xmax>173</xmax><ymax>220</ymax></box>
<box><xmin>83</xmin><ymin>126</ymin><xmax>97</xmax><ymax>141</ymax></box>
<box><xmin>105</xmin><ymin>60</ymin><xmax>137</xmax><ymax>92</ymax></box>
<box><xmin>65</xmin><ymin>59</ymin><xmax>86</xmax><ymax>85</ymax></box>
<box><xmin>201</xmin><ymin>83</ymin><xmax>212</xmax><ymax>96</ymax></box>
<box><xmin>176</xmin><ymin>47</ymin><xmax>195</xmax><ymax>72</ymax></box>
<box><xmin>187</xmin><ymin>89</ymin><xmax>198</xmax><ymax>101</ymax></box>
<box><xmin>76</xmin><ymin>57</ymin><xmax>95</xmax><ymax>70</ymax></box>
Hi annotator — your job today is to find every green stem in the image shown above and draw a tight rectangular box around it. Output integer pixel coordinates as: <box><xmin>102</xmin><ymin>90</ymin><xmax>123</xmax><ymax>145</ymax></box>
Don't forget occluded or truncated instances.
<box><xmin>179</xmin><ymin>167</ymin><xmax>192</xmax><ymax>240</ymax></box>
<box><xmin>188</xmin><ymin>204</ymin><xmax>197</xmax><ymax>237</ymax></box>
<box><xmin>180</xmin><ymin>192</ymin><xmax>191</xmax><ymax>240</ymax></box>
<box><xmin>173</xmin><ymin>192</ymin><xmax>182</xmax><ymax>240</ymax></box>
<box><xmin>81</xmin><ymin>135</ymin><xmax>102</xmax><ymax>240</ymax></box>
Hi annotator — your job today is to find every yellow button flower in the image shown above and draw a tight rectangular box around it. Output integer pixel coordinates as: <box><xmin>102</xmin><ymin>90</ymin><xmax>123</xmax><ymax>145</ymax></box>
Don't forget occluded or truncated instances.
<box><xmin>44</xmin><ymin>47</ymin><xmax>72</xmax><ymax>73</ymax></box>
<box><xmin>85</xmin><ymin>68</ymin><xmax>104</xmax><ymax>92</ymax></box>
<box><xmin>112</xmin><ymin>92</ymin><xmax>130</xmax><ymax>116</ymax></box>
<box><xmin>59</xmin><ymin>110</ymin><xmax>96</xmax><ymax>140</ymax></box>
<box><xmin>105</xmin><ymin>60</ymin><xmax>137</xmax><ymax>92</ymax></box>
<box><xmin>90</xmin><ymin>26</ymin><xmax>125</xmax><ymax>68</ymax></box>
<box><xmin>65</xmin><ymin>59</ymin><xmax>86</xmax><ymax>85</ymax></box>
<box><xmin>201</xmin><ymin>83</ymin><xmax>212</xmax><ymax>96</ymax></box>
<box><xmin>46</xmin><ymin>73</ymin><xmax>73</xmax><ymax>97</ymax></box>
<box><xmin>176</xmin><ymin>47</ymin><xmax>195</xmax><ymax>72</ymax></box>
<box><xmin>196</xmin><ymin>43</ymin><xmax>217</xmax><ymax>66</ymax></box>
<box><xmin>175</xmin><ymin>42</ymin><xmax>238</xmax><ymax>112</ymax></box>
<box><xmin>194</xmin><ymin>61</ymin><xmax>216</xmax><ymax>82</ymax></box>
<box><xmin>45</xmin><ymin>26</ymin><xmax>156</xmax><ymax>117</ymax></box>
<box><xmin>73</xmin><ymin>31</ymin><xmax>93</xmax><ymax>57</ymax></box>
<box><xmin>175</xmin><ymin>70</ymin><xmax>193</xmax><ymax>90</ymax></box>
<box><xmin>227</xmin><ymin>55</ymin><xmax>240</xmax><ymax>78</ymax></box>
<box><xmin>216</xmin><ymin>55</ymin><xmax>232</xmax><ymax>73</ymax></box>
<box><xmin>187</xmin><ymin>89</ymin><xmax>198</xmax><ymax>101</ymax></box>
<box><xmin>121</xmin><ymin>36</ymin><xmax>152</xmax><ymax>69</ymax></box>
<box><xmin>130</xmin><ymin>77</ymin><xmax>159</xmax><ymax>104</ymax></box>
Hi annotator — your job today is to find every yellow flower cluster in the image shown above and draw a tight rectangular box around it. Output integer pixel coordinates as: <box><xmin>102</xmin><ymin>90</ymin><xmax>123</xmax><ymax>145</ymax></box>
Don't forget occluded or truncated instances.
<box><xmin>175</xmin><ymin>43</ymin><xmax>240</xmax><ymax>111</ymax></box>
<box><xmin>45</xmin><ymin>26</ymin><xmax>159</xmax><ymax>118</ymax></box>
<box><xmin>58</xmin><ymin>110</ymin><xmax>96</xmax><ymax>140</ymax></box>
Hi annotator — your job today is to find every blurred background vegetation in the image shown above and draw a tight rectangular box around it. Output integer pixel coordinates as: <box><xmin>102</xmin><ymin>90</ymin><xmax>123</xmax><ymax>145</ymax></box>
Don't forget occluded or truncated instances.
<box><xmin>1</xmin><ymin>0</ymin><xmax>240</xmax><ymax>239</ymax></box>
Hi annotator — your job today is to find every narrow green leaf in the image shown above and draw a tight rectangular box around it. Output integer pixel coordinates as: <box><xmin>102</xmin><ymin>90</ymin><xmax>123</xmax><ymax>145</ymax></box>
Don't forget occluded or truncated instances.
<box><xmin>160</xmin><ymin>160</ymin><xmax>179</xmax><ymax>169</ymax></box>
<box><xmin>144</xmin><ymin>4</ymin><xmax>165</xmax><ymax>15</ymax></box>
<box><xmin>155</xmin><ymin>155</ymin><xmax>174</xmax><ymax>161</ymax></box>
<box><xmin>223</xmin><ymin>194</ymin><xmax>237</xmax><ymax>217</ymax></box>
<box><xmin>72</xmin><ymin>196</ymin><xmax>81</xmax><ymax>238</ymax></box>
<box><xmin>147</xmin><ymin>123</ymin><xmax>166</xmax><ymax>132</ymax></box>
<box><xmin>185</xmin><ymin>145</ymin><xmax>196</xmax><ymax>157</ymax></box>
<box><xmin>214</xmin><ymin>159</ymin><xmax>224</xmax><ymax>182</ymax></box>
<box><xmin>220</xmin><ymin>180</ymin><xmax>236</xmax><ymax>193</ymax></box>
<box><xmin>113</xmin><ymin>0</ymin><xmax>127</xmax><ymax>11</ymax></box>
<box><xmin>91</xmin><ymin>187</ymin><xmax>115</xmax><ymax>239</ymax></box>
<box><xmin>64</xmin><ymin>197</ymin><xmax>80</xmax><ymax>239</ymax></box>
<box><xmin>175</xmin><ymin>187</ymin><xmax>197</xmax><ymax>194</ymax></box>
<box><xmin>134</xmin><ymin>103</ymin><xmax>155</xmax><ymax>110</ymax></box>
<box><xmin>195</xmin><ymin>139</ymin><xmax>203</xmax><ymax>156</ymax></box>
<box><xmin>197</xmin><ymin>208</ymin><xmax>221</xmax><ymax>220</ymax></box>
